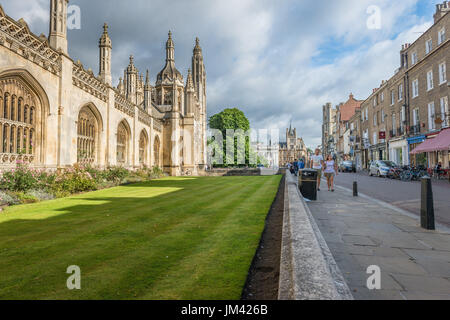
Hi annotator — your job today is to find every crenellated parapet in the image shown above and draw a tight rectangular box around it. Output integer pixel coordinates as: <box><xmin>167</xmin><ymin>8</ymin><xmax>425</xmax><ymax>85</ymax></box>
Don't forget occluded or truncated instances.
<box><xmin>153</xmin><ymin>120</ymin><xmax>163</xmax><ymax>133</ymax></box>
<box><xmin>0</xmin><ymin>7</ymin><xmax>61</xmax><ymax>75</ymax></box>
<box><xmin>72</xmin><ymin>62</ymin><xmax>109</xmax><ymax>102</ymax></box>
<box><xmin>114</xmin><ymin>92</ymin><xmax>136</xmax><ymax>118</ymax></box>
<box><xmin>138</xmin><ymin>109</ymin><xmax>152</xmax><ymax>126</ymax></box>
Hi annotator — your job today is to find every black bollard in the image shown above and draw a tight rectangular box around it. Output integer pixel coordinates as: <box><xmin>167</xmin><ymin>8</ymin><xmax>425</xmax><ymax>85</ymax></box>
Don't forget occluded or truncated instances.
<box><xmin>420</xmin><ymin>177</ymin><xmax>435</xmax><ymax>230</ymax></box>
<box><xmin>353</xmin><ymin>181</ymin><xmax>358</xmax><ymax>197</ymax></box>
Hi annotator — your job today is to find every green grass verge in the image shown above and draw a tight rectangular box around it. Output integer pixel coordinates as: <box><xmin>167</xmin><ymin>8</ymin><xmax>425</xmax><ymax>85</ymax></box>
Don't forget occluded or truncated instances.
<box><xmin>0</xmin><ymin>175</ymin><xmax>281</xmax><ymax>300</ymax></box>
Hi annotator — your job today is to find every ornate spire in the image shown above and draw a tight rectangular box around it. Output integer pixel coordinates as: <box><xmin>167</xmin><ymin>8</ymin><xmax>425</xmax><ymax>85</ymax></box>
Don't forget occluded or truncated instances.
<box><xmin>166</xmin><ymin>30</ymin><xmax>175</xmax><ymax>62</ymax></box>
<box><xmin>99</xmin><ymin>22</ymin><xmax>112</xmax><ymax>85</ymax></box>
<box><xmin>157</xmin><ymin>31</ymin><xmax>182</xmax><ymax>84</ymax></box>
<box><xmin>99</xmin><ymin>23</ymin><xmax>112</xmax><ymax>48</ymax></box>
<box><xmin>127</xmin><ymin>55</ymin><xmax>137</xmax><ymax>73</ymax></box>
<box><xmin>118</xmin><ymin>77</ymin><xmax>124</xmax><ymax>92</ymax></box>
<box><xmin>144</xmin><ymin>69</ymin><xmax>151</xmax><ymax>91</ymax></box>
<box><xmin>49</xmin><ymin>0</ymin><xmax>68</xmax><ymax>54</ymax></box>
<box><xmin>194</xmin><ymin>37</ymin><xmax>202</xmax><ymax>54</ymax></box>
<box><xmin>144</xmin><ymin>69</ymin><xmax>151</xmax><ymax>111</ymax></box>
<box><xmin>145</xmin><ymin>69</ymin><xmax>150</xmax><ymax>86</ymax></box>
<box><xmin>186</xmin><ymin>68</ymin><xmax>194</xmax><ymax>90</ymax></box>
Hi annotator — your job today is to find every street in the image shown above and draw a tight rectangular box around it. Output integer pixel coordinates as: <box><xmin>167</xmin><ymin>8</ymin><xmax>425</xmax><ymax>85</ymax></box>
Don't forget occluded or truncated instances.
<box><xmin>332</xmin><ymin>172</ymin><xmax>450</xmax><ymax>227</ymax></box>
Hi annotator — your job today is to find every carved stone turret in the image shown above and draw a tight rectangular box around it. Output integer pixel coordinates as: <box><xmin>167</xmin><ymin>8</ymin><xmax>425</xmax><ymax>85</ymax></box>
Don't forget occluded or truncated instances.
<box><xmin>156</xmin><ymin>31</ymin><xmax>183</xmax><ymax>85</ymax></box>
<box><xmin>99</xmin><ymin>23</ymin><xmax>112</xmax><ymax>85</ymax></box>
<box><xmin>126</xmin><ymin>55</ymin><xmax>138</xmax><ymax>103</ymax></box>
<box><xmin>49</xmin><ymin>0</ymin><xmax>69</xmax><ymax>54</ymax></box>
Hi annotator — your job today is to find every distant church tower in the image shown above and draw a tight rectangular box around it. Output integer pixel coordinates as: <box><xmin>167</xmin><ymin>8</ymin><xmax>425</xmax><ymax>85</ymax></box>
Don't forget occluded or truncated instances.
<box><xmin>49</xmin><ymin>0</ymin><xmax>68</xmax><ymax>54</ymax></box>
<box><xmin>99</xmin><ymin>23</ymin><xmax>112</xmax><ymax>85</ymax></box>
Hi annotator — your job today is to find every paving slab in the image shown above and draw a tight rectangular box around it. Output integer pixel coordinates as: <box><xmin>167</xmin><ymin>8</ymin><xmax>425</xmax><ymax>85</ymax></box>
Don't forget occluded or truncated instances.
<box><xmin>305</xmin><ymin>178</ymin><xmax>450</xmax><ymax>300</ymax></box>
<box><xmin>390</xmin><ymin>274</ymin><xmax>450</xmax><ymax>295</ymax></box>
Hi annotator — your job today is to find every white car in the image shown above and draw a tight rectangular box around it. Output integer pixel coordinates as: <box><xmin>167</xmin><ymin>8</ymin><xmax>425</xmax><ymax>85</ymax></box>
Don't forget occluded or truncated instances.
<box><xmin>369</xmin><ymin>160</ymin><xmax>392</xmax><ymax>177</ymax></box>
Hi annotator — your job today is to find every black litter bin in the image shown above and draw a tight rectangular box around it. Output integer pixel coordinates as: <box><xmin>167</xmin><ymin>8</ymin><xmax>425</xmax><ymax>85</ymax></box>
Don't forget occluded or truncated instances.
<box><xmin>298</xmin><ymin>169</ymin><xmax>318</xmax><ymax>201</ymax></box>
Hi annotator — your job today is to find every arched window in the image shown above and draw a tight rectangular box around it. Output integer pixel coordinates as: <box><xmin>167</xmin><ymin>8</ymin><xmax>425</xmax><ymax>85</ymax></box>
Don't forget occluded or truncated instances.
<box><xmin>139</xmin><ymin>130</ymin><xmax>148</xmax><ymax>165</ymax></box>
<box><xmin>24</xmin><ymin>105</ymin><xmax>28</xmax><ymax>124</ymax></box>
<box><xmin>16</xmin><ymin>127</ymin><xmax>22</xmax><ymax>154</ymax></box>
<box><xmin>4</xmin><ymin>93</ymin><xmax>9</xmax><ymax>119</ymax></box>
<box><xmin>77</xmin><ymin>106</ymin><xmax>99</xmax><ymax>164</ymax></box>
<box><xmin>10</xmin><ymin>125</ymin><xmax>15</xmax><ymax>154</ymax></box>
<box><xmin>0</xmin><ymin>93</ymin><xmax>34</xmax><ymax>157</ymax></box>
<box><xmin>17</xmin><ymin>98</ymin><xmax>22</xmax><ymax>122</ymax></box>
<box><xmin>10</xmin><ymin>95</ymin><xmax>16</xmax><ymax>121</ymax></box>
<box><xmin>23</xmin><ymin>128</ymin><xmax>28</xmax><ymax>154</ymax></box>
<box><xmin>30</xmin><ymin>107</ymin><xmax>35</xmax><ymax>124</ymax></box>
<box><xmin>117</xmin><ymin>121</ymin><xmax>129</xmax><ymax>165</ymax></box>
<box><xmin>29</xmin><ymin>129</ymin><xmax>34</xmax><ymax>154</ymax></box>
<box><xmin>2</xmin><ymin>124</ymin><xmax>8</xmax><ymax>153</ymax></box>
<box><xmin>0</xmin><ymin>73</ymin><xmax>45</xmax><ymax>164</ymax></box>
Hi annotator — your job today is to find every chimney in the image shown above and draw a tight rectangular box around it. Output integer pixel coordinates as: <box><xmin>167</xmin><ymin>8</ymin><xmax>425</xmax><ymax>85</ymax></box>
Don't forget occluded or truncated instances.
<box><xmin>434</xmin><ymin>1</ymin><xmax>450</xmax><ymax>23</ymax></box>
<box><xmin>400</xmin><ymin>43</ymin><xmax>410</xmax><ymax>69</ymax></box>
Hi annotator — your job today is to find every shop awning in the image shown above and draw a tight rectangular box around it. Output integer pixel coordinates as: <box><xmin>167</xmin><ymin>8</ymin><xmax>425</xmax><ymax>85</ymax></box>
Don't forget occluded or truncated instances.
<box><xmin>410</xmin><ymin>128</ymin><xmax>450</xmax><ymax>154</ymax></box>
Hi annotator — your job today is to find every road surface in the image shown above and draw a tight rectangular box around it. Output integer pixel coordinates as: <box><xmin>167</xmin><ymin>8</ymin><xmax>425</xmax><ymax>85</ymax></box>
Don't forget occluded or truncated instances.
<box><xmin>330</xmin><ymin>172</ymin><xmax>450</xmax><ymax>227</ymax></box>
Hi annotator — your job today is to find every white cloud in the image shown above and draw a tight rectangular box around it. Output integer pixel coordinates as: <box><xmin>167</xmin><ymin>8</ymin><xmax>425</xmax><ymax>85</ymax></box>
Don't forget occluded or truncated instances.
<box><xmin>1</xmin><ymin>0</ymin><xmax>48</xmax><ymax>26</ymax></box>
<box><xmin>1</xmin><ymin>0</ymin><xmax>437</xmax><ymax>149</ymax></box>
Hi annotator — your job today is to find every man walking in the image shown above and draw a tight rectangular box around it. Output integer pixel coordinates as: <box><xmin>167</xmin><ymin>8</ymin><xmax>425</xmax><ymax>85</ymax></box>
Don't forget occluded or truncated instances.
<box><xmin>298</xmin><ymin>158</ymin><xmax>305</xmax><ymax>170</ymax></box>
<box><xmin>293</xmin><ymin>159</ymin><xmax>299</xmax><ymax>176</ymax></box>
<box><xmin>310</xmin><ymin>148</ymin><xmax>324</xmax><ymax>191</ymax></box>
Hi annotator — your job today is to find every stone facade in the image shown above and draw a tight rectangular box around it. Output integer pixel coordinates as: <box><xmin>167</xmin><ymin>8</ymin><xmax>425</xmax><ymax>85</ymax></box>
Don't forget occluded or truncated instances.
<box><xmin>322</xmin><ymin>102</ymin><xmax>336</xmax><ymax>156</ymax></box>
<box><xmin>0</xmin><ymin>0</ymin><xmax>207</xmax><ymax>176</ymax></box>
<box><xmin>323</xmin><ymin>94</ymin><xmax>362</xmax><ymax>162</ymax></box>
<box><xmin>279</xmin><ymin>126</ymin><xmax>308</xmax><ymax>166</ymax></box>
<box><xmin>348</xmin><ymin>108</ymin><xmax>362</xmax><ymax>169</ymax></box>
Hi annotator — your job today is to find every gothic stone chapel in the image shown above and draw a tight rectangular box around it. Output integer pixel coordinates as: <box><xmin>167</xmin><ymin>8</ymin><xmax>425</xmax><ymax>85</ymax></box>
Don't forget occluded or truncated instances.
<box><xmin>0</xmin><ymin>0</ymin><xmax>207</xmax><ymax>176</ymax></box>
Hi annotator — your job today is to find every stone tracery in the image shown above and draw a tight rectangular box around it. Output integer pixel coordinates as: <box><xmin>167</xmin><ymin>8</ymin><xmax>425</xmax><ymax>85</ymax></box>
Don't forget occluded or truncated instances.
<box><xmin>0</xmin><ymin>77</ymin><xmax>38</xmax><ymax>164</ymax></box>
<box><xmin>77</xmin><ymin>105</ymin><xmax>99</xmax><ymax>164</ymax></box>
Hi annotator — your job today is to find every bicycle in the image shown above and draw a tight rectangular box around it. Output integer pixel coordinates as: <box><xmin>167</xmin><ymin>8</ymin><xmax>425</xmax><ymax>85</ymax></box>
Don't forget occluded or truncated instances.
<box><xmin>400</xmin><ymin>169</ymin><xmax>412</xmax><ymax>181</ymax></box>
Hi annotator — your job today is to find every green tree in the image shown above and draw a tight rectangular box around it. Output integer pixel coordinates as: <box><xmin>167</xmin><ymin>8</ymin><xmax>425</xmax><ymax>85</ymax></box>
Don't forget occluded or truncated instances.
<box><xmin>208</xmin><ymin>108</ymin><xmax>254</xmax><ymax>167</ymax></box>
<box><xmin>209</xmin><ymin>108</ymin><xmax>250</xmax><ymax>134</ymax></box>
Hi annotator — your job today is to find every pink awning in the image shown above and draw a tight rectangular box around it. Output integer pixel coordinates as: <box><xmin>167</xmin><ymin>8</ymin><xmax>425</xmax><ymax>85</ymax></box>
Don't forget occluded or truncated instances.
<box><xmin>410</xmin><ymin>128</ymin><xmax>450</xmax><ymax>154</ymax></box>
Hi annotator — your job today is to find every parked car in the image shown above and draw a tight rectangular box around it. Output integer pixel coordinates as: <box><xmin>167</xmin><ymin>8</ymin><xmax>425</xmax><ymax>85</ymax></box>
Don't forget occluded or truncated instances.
<box><xmin>338</xmin><ymin>160</ymin><xmax>356</xmax><ymax>173</ymax></box>
<box><xmin>369</xmin><ymin>160</ymin><xmax>396</xmax><ymax>177</ymax></box>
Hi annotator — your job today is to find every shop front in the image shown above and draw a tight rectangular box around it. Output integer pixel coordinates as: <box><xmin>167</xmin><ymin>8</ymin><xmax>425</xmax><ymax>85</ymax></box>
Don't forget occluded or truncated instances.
<box><xmin>410</xmin><ymin>128</ymin><xmax>450</xmax><ymax>169</ymax></box>
<box><xmin>389</xmin><ymin>138</ymin><xmax>408</xmax><ymax>166</ymax></box>
<box><xmin>407</xmin><ymin>135</ymin><xmax>426</xmax><ymax>167</ymax></box>
<box><xmin>369</xmin><ymin>143</ymin><xmax>387</xmax><ymax>162</ymax></box>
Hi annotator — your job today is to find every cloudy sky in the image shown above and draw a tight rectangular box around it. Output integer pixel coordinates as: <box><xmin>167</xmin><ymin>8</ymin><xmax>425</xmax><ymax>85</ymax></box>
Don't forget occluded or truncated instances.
<box><xmin>1</xmin><ymin>0</ymin><xmax>441</xmax><ymax>147</ymax></box>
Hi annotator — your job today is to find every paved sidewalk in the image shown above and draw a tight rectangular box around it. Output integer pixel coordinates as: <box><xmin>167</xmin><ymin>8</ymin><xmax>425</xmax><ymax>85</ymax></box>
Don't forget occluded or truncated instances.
<box><xmin>306</xmin><ymin>181</ymin><xmax>450</xmax><ymax>300</ymax></box>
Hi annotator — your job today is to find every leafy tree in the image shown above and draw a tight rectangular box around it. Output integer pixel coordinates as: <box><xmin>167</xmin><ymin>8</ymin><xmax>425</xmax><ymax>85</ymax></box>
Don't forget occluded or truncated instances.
<box><xmin>209</xmin><ymin>108</ymin><xmax>250</xmax><ymax>134</ymax></box>
<box><xmin>208</xmin><ymin>108</ymin><xmax>255</xmax><ymax>167</ymax></box>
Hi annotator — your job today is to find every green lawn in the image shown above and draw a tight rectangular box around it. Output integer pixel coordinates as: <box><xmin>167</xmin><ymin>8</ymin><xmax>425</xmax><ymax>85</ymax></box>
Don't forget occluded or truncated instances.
<box><xmin>0</xmin><ymin>175</ymin><xmax>281</xmax><ymax>300</ymax></box>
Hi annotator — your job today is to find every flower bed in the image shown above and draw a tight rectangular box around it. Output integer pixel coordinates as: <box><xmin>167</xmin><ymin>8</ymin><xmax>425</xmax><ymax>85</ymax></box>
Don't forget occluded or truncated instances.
<box><xmin>0</xmin><ymin>162</ymin><xmax>164</xmax><ymax>208</ymax></box>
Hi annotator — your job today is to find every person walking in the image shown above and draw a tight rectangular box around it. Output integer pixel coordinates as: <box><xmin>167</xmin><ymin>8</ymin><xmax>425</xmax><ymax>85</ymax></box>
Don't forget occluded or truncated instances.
<box><xmin>324</xmin><ymin>154</ymin><xmax>338</xmax><ymax>192</ymax></box>
<box><xmin>293</xmin><ymin>159</ymin><xmax>299</xmax><ymax>176</ymax></box>
<box><xmin>298</xmin><ymin>158</ymin><xmax>305</xmax><ymax>170</ymax></box>
<box><xmin>310</xmin><ymin>149</ymin><xmax>324</xmax><ymax>191</ymax></box>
